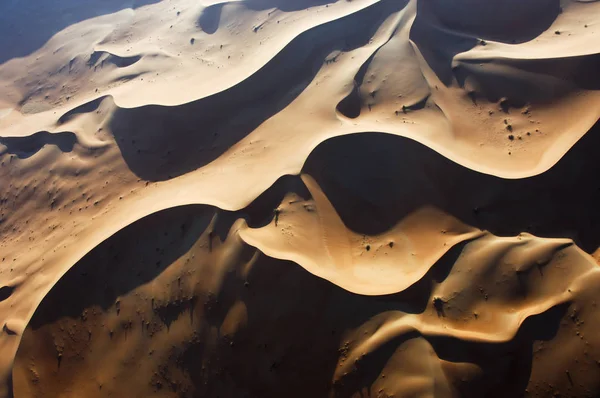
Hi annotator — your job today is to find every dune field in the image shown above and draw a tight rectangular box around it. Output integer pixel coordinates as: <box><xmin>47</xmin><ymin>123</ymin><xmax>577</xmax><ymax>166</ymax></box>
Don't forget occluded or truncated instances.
<box><xmin>1</xmin><ymin>0</ymin><xmax>600</xmax><ymax>397</ymax></box>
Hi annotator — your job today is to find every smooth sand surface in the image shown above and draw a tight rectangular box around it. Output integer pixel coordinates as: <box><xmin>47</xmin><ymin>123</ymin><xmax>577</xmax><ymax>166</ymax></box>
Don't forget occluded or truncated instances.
<box><xmin>1</xmin><ymin>0</ymin><xmax>600</xmax><ymax>397</ymax></box>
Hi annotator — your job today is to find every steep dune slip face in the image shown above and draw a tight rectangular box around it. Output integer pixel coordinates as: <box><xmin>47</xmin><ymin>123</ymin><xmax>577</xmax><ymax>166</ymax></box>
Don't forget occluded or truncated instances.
<box><xmin>2</xmin><ymin>0</ymin><xmax>600</xmax><ymax>397</ymax></box>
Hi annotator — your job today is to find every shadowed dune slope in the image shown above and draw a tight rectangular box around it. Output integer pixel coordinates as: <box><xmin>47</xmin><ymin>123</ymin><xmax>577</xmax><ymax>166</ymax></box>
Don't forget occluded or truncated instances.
<box><xmin>301</xmin><ymin>125</ymin><xmax>600</xmax><ymax>252</ymax></box>
<box><xmin>13</xmin><ymin>205</ymin><xmax>600</xmax><ymax>398</ymax></box>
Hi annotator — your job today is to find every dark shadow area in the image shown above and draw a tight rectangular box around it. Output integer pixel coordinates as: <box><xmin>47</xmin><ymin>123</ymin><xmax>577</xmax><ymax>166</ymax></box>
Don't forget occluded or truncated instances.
<box><xmin>57</xmin><ymin>96</ymin><xmax>106</xmax><ymax>125</ymax></box>
<box><xmin>0</xmin><ymin>285</ymin><xmax>15</xmax><ymax>302</ymax></box>
<box><xmin>371</xmin><ymin>239</ymin><xmax>471</xmax><ymax>315</ymax></box>
<box><xmin>197</xmin><ymin>3</ymin><xmax>223</xmax><ymax>34</ymax></box>
<box><xmin>409</xmin><ymin>9</ymin><xmax>478</xmax><ymax>86</ymax></box>
<box><xmin>336</xmin><ymin>83</ymin><xmax>362</xmax><ymax>119</ymax></box>
<box><xmin>335</xmin><ymin>51</ymin><xmax>376</xmax><ymax>119</ymax></box>
<box><xmin>15</xmin><ymin>215</ymin><xmax>405</xmax><ymax>396</ymax></box>
<box><xmin>12</xmin><ymin>187</ymin><xmax>468</xmax><ymax>397</ymax></box>
<box><xmin>12</xmin><ymin>204</ymin><xmax>577</xmax><ymax>398</ymax></box>
<box><xmin>109</xmin><ymin>0</ymin><xmax>405</xmax><ymax>181</ymax></box>
<box><xmin>22</xmin><ymin>171</ymin><xmax>314</xmax><ymax>331</ymax></box>
<box><xmin>172</xmin><ymin>255</ymin><xmax>350</xmax><ymax>398</ymax></box>
<box><xmin>455</xmin><ymin>53</ymin><xmax>600</xmax><ymax>107</ymax></box>
<box><xmin>419</xmin><ymin>0</ymin><xmax>560</xmax><ymax>44</ymax></box>
<box><xmin>334</xmin><ymin>302</ymin><xmax>567</xmax><ymax>398</ymax></box>
<box><xmin>410</xmin><ymin>0</ymin><xmax>560</xmax><ymax>85</ymax></box>
<box><xmin>433</xmin><ymin>303</ymin><xmax>569</xmax><ymax>398</ymax></box>
<box><xmin>153</xmin><ymin>296</ymin><xmax>198</xmax><ymax>330</ymax></box>
<box><xmin>403</xmin><ymin>94</ymin><xmax>430</xmax><ymax>112</ymax></box>
<box><xmin>87</xmin><ymin>51</ymin><xmax>142</xmax><ymax>69</ymax></box>
<box><xmin>4</xmin><ymin>376</ymin><xmax>13</xmax><ymax>398</ymax></box>
<box><xmin>174</xmin><ymin>235</ymin><xmax>480</xmax><ymax>397</ymax></box>
<box><xmin>242</xmin><ymin>174</ymin><xmax>311</xmax><ymax>229</ymax></box>
<box><xmin>0</xmin><ymin>0</ymin><xmax>162</xmax><ymax>65</ymax></box>
<box><xmin>27</xmin><ymin>205</ymin><xmax>214</xmax><ymax>329</ymax></box>
<box><xmin>331</xmin><ymin>330</ymin><xmax>420</xmax><ymax>396</ymax></box>
<box><xmin>302</xmin><ymin>123</ymin><xmax>600</xmax><ymax>252</ymax></box>
<box><xmin>175</xmin><ymin>243</ymin><xmax>470</xmax><ymax>397</ymax></box>
<box><xmin>496</xmin><ymin>54</ymin><xmax>600</xmax><ymax>92</ymax></box>
<box><xmin>0</xmin><ymin>131</ymin><xmax>77</xmax><ymax>159</ymax></box>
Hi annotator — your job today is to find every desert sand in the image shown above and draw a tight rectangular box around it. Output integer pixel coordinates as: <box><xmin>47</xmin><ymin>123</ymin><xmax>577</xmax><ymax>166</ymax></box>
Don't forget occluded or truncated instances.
<box><xmin>1</xmin><ymin>0</ymin><xmax>600</xmax><ymax>397</ymax></box>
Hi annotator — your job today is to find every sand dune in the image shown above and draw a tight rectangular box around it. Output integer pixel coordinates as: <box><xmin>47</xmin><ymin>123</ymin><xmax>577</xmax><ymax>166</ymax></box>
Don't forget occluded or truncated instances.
<box><xmin>1</xmin><ymin>0</ymin><xmax>600</xmax><ymax>397</ymax></box>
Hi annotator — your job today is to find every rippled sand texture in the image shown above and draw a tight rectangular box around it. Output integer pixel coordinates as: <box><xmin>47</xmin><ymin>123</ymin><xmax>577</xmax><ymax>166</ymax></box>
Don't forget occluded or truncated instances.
<box><xmin>1</xmin><ymin>0</ymin><xmax>600</xmax><ymax>397</ymax></box>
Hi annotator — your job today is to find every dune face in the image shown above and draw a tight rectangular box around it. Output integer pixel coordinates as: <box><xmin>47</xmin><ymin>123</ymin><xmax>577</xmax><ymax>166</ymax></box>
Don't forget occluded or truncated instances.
<box><xmin>2</xmin><ymin>0</ymin><xmax>600</xmax><ymax>397</ymax></box>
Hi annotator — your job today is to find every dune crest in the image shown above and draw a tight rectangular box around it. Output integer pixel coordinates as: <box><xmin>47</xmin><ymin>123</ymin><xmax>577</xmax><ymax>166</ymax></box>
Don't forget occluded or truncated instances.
<box><xmin>240</xmin><ymin>174</ymin><xmax>482</xmax><ymax>295</ymax></box>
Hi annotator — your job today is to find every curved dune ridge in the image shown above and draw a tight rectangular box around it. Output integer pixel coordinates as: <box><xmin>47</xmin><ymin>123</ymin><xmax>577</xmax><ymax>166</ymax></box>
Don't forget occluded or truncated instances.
<box><xmin>1</xmin><ymin>0</ymin><xmax>600</xmax><ymax>397</ymax></box>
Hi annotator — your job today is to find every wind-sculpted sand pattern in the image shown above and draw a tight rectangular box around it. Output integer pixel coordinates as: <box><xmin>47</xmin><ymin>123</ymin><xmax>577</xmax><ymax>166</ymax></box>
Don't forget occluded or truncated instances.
<box><xmin>1</xmin><ymin>0</ymin><xmax>600</xmax><ymax>397</ymax></box>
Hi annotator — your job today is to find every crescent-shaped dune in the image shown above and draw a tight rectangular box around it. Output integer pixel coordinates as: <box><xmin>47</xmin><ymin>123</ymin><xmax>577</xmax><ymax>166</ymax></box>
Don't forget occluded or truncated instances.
<box><xmin>1</xmin><ymin>0</ymin><xmax>600</xmax><ymax>397</ymax></box>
